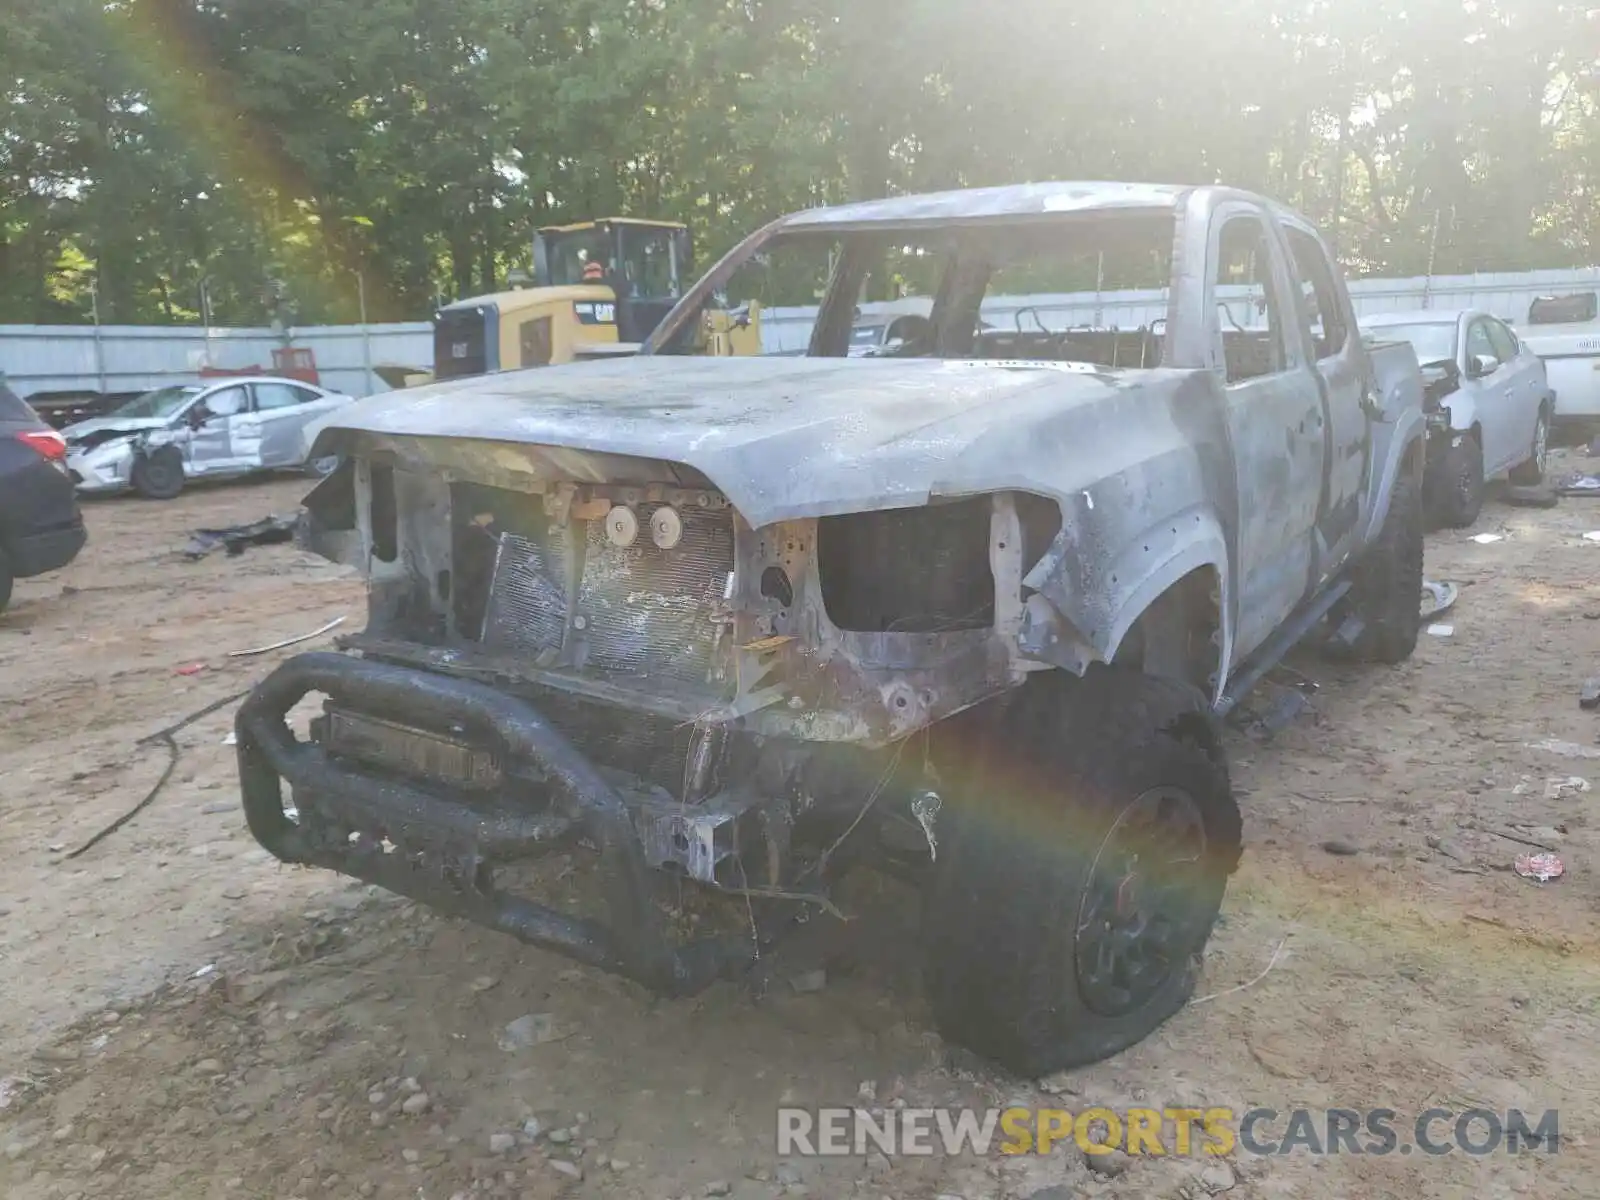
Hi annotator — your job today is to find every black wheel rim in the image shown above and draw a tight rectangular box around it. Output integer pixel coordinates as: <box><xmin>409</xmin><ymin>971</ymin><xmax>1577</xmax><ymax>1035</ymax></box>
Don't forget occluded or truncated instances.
<box><xmin>1074</xmin><ymin>786</ymin><xmax>1209</xmax><ymax>1017</ymax></box>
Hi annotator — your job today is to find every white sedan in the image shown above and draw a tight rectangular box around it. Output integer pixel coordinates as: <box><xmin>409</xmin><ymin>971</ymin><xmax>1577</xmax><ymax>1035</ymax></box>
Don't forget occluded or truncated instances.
<box><xmin>62</xmin><ymin>377</ymin><xmax>354</xmax><ymax>500</ymax></box>
<box><xmin>1361</xmin><ymin>310</ymin><xmax>1553</xmax><ymax>527</ymax></box>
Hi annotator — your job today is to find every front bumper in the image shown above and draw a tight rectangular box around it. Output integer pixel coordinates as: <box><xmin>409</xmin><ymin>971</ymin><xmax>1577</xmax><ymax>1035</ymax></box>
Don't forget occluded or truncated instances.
<box><xmin>64</xmin><ymin>447</ymin><xmax>132</xmax><ymax>492</ymax></box>
<box><xmin>235</xmin><ymin>652</ymin><xmax>757</xmax><ymax>995</ymax></box>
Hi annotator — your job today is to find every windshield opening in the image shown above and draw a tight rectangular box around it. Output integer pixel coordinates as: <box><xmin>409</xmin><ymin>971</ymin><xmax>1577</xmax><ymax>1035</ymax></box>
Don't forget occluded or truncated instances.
<box><xmin>111</xmin><ymin>386</ymin><xmax>201</xmax><ymax>420</ymax></box>
<box><xmin>1364</xmin><ymin>322</ymin><xmax>1457</xmax><ymax>367</ymax></box>
<box><xmin>660</xmin><ymin>211</ymin><xmax>1176</xmax><ymax>366</ymax></box>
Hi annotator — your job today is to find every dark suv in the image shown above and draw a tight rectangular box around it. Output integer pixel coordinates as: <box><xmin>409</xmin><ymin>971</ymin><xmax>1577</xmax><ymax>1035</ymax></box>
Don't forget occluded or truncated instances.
<box><xmin>0</xmin><ymin>382</ymin><xmax>87</xmax><ymax>611</ymax></box>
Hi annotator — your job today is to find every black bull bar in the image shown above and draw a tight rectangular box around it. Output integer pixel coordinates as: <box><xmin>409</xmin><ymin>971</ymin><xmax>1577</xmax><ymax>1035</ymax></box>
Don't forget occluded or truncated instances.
<box><xmin>234</xmin><ymin>651</ymin><xmax>755</xmax><ymax>995</ymax></box>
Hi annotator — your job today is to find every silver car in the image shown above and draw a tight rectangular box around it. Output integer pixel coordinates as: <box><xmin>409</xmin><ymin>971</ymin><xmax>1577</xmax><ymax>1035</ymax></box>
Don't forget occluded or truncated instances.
<box><xmin>63</xmin><ymin>376</ymin><xmax>353</xmax><ymax>500</ymax></box>
<box><xmin>1361</xmin><ymin>309</ymin><xmax>1552</xmax><ymax>526</ymax></box>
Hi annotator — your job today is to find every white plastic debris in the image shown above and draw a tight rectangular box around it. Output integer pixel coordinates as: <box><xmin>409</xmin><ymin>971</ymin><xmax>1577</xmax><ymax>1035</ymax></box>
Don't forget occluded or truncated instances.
<box><xmin>1470</xmin><ymin>533</ymin><xmax>1504</xmax><ymax>544</ymax></box>
<box><xmin>222</xmin><ymin>731</ymin><xmax>237</xmax><ymax>746</ymax></box>
<box><xmin>1585</xmin><ymin>532</ymin><xmax>1600</xmax><ymax>543</ymax></box>
<box><xmin>192</xmin><ymin>963</ymin><xmax>217</xmax><ymax>979</ymax></box>
<box><xmin>1527</xmin><ymin>738</ymin><xmax>1600</xmax><ymax>760</ymax></box>
<box><xmin>1426</xmin><ymin>624</ymin><xmax>1455</xmax><ymax>637</ymax></box>
<box><xmin>1545</xmin><ymin>776</ymin><xmax>1592</xmax><ymax>800</ymax></box>
<box><xmin>497</xmin><ymin>1013</ymin><xmax>563</xmax><ymax>1051</ymax></box>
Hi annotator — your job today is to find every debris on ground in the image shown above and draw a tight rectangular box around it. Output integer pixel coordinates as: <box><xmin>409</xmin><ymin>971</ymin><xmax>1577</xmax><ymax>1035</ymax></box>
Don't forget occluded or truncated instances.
<box><xmin>1544</xmin><ymin>776</ymin><xmax>1591</xmax><ymax>799</ymax></box>
<box><xmin>62</xmin><ymin>688</ymin><xmax>250</xmax><ymax>859</ymax></box>
<box><xmin>1470</xmin><ymin>533</ymin><xmax>1504</xmax><ymax>544</ymax></box>
<box><xmin>1559</xmin><ymin>473</ymin><xmax>1600</xmax><ymax>496</ymax></box>
<box><xmin>496</xmin><ymin>1013</ymin><xmax>565</xmax><ymax>1051</ymax></box>
<box><xmin>1321</xmin><ymin>840</ymin><xmax>1360</xmax><ymax>857</ymax></box>
<box><xmin>228</xmin><ymin>616</ymin><xmax>346</xmax><ymax>658</ymax></box>
<box><xmin>1581</xmin><ymin>679</ymin><xmax>1600</xmax><ymax>710</ymax></box>
<box><xmin>1421</xmin><ymin>580</ymin><xmax>1459</xmax><ymax>621</ymax></box>
<box><xmin>1514</xmin><ymin>853</ymin><xmax>1565</xmax><ymax>883</ymax></box>
<box><xmin>1527</xmin><ymin>738</ymin><xmax>1600</xmax><ymax>760</ymax></box>
<box><xmin>1427</xmin><ymin>623</ymin><xmax>1455</xmax><ymax>638</ymax></box>
<box><xmin>183</xmin><ymin>513</ymin><xmax>300</xmax><ymax>560</ymax></box>
<box><xmin>1240</xmin><ymin>687</ymin><xmax>1313</xmax><ymax>741</ymax></box>
<box><xmin>175</xmin><ymin>663</ymin><xmax>206</xmax><ymax>676</ymax></box>
<box><xmin>789</xmin><ymin>968</ymin><xmax>828</xmax><ymax>994</ymax></box>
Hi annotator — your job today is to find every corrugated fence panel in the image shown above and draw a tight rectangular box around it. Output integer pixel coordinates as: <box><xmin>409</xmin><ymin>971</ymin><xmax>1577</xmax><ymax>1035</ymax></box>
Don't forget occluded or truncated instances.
<box><xmin>0</xmin><ymin>322</ymin><xmax>433</xmax><ymax>400</ymax></box>
<box><xmin>7</xmin><ymin>266</ymin><xmax>1600</xmax><ymax>396</ymax></box>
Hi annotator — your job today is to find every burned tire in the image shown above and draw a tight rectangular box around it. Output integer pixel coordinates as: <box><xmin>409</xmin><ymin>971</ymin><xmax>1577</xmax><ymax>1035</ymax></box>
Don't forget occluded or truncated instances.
<box><xmin>1508</xmin><ymin>407</ymin><xmax>1551</xmax><ymax>486</ymax></box>
<box><xmin>922</xmin><ymin>668</ymin><xmax>1241</xmax><ymax>1077</ymax></box>
<box><xmin>1349</xmin><ymin>468</ymin><xmax>1424</xmax><ymax>665</ymax></box>
<box><xmin>130</xmin><ymin>447</ymin><xmax>186</xmax><ymax>501</ymax></box>
<box><xmin>1428</xmin><ymin>433</ymin><xmax>1483</xmax><ymax>529</ymax></box>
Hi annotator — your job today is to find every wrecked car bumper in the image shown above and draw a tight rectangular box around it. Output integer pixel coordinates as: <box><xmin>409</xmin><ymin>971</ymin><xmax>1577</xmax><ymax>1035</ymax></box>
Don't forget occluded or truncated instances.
<box><xmin>64</xmin><ymin>446</ymin><xmax>133</xmax><ymax>492</ymax></box>
<box><xmin>234</xmin><ymin>650</ymin><xmax>757</xmax><ymax>995</ymax></box>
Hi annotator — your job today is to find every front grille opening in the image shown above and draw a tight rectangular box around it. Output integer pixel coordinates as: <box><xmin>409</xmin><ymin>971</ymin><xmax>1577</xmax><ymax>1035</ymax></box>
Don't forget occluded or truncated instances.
<box><xmin>453</xmin><ymin>481</ymin><xmax>737</xmax><ymax>691</ymax></box>
<box><xmin>817</xmin><ymin>499</ymin><xmax>995</xmax><ymax>633</ymax></box>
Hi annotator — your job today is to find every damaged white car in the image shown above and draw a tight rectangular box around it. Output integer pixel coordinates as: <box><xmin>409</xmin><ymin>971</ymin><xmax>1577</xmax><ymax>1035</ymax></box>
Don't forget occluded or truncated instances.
<box><xmin>63</xmin><ymin>376</ymin><xmax>354</xmax><ymax>500</ymax></box>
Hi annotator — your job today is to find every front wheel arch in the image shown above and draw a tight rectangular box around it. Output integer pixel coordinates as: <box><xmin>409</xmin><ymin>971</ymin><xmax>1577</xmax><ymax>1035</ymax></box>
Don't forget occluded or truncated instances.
<box><xmin>1115</xmin><ymin>567</ymin><xmax>1225</xmax><ymax>698</ymax></box>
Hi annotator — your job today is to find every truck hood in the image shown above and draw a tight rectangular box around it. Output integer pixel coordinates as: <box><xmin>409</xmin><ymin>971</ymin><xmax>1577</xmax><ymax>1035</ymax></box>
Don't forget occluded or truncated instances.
<box><xmin>313</xmin><ymin>356</ymin><xmax>1207</xmax><ymax>526</ymax></box>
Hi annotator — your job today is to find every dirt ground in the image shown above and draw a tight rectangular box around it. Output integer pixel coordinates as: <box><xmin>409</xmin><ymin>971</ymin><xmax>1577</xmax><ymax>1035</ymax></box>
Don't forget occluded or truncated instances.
<box><xmin>3</xmin><ymin>462</ymin><xmax>1600</xmax><ymax>1200</ymax></box>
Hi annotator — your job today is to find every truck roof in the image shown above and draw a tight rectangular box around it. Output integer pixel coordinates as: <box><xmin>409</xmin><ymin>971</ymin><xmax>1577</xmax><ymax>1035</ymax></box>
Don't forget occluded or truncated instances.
<box><xmin>780</xmin><ymin>182</ymin><xmax>1188</xmax><ymax>231</ymax></box>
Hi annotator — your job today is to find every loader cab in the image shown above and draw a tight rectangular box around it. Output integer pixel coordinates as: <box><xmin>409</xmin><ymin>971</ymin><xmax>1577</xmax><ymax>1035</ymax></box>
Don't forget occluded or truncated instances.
<box><xmin>534</xmin><ymin>219</ymin><xmax>692</xmax><ymax>344</ymax></box>
<box><xmin>430</xmin><ymin>219</ymin><xmax>694</xmax><ymax>383</ymax></box>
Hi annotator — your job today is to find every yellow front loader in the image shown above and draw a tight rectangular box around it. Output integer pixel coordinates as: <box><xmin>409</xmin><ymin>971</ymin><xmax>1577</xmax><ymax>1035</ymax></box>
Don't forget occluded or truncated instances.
<box><xmin>389</xmin><ymin>218</ymin><xmax>760</xmax><ymax>387</ymax></box>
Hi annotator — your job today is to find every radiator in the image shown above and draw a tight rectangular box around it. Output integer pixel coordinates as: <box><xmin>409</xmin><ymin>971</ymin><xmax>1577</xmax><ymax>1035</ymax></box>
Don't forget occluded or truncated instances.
<box><xmin>480</xmin><ymin>503</ymin><xmax>735</xmax><ymax>690</ymax></box>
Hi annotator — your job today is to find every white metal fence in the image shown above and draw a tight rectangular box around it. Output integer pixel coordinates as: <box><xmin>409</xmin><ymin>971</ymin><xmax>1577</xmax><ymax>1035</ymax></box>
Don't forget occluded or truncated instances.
<box><xmin>0</xmin><ymin>322</ymin><xmax>433</xmax><ymax>400</ymax></box>
<box><xmin>5</xmin><ymin>265</ymin><xmax>1599</xmax><ymax>398</ymax></box>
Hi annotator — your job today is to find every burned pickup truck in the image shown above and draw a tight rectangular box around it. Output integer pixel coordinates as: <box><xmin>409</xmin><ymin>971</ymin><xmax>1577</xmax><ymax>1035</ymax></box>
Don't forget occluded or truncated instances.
<box><xmin>237</xmin><ymin>183</ymin><xmax>1426</xmax><ymax>1076</ymax></box>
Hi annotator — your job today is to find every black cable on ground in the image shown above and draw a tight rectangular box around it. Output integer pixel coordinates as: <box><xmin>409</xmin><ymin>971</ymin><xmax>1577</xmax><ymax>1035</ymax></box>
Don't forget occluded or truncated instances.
<box><xmin>63</xmin><ymin>689</ymin><xmax>251</xmax><ymax>861</ymax></box>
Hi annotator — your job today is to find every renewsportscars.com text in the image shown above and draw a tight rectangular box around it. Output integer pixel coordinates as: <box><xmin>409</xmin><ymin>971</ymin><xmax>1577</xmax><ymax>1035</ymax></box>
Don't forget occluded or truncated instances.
<box><xmin>777</xmin><ymin>1106</ymin><xmax>1560</xmax><ymax>1158</ymax></box>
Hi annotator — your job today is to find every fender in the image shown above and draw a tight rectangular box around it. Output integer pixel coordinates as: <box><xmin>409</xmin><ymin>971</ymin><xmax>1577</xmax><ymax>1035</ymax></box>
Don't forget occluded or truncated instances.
<box><xmin>1440</xmin><ymin>394</ymin><xmax>1480</xmax><ymax>435</ymax></box>
<box><xmin>1356</xmin><ymin>410</ymin><xmax>1427</xmax><ymax>548</ymax></box>
<box><xmin>1027</xmin><ymin>505</ymin><xmax>1233</xmax><ymax>705</ymax></box>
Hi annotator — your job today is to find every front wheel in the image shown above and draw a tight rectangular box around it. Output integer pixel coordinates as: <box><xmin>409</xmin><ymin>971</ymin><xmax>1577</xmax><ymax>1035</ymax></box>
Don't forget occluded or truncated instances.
<box><xmin>922</xmin><ymin>669</ymin><xmax>1241</xmax><ymax>1077</ymax></box>
<box><xmin>130</xmin><ymin>447</ymin><xmax>186</xmax><ymax>501</ymax></box>
<box><xmin>1428</xmin><ymin>434</ymin><xmax>1484</xmax><ymax>529</ymax></box>
<box><xmin>1508</xmin><ymin>408</ymin><xmax>1550</xmax><ymax>486</ymax></box>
